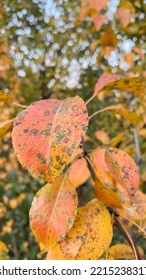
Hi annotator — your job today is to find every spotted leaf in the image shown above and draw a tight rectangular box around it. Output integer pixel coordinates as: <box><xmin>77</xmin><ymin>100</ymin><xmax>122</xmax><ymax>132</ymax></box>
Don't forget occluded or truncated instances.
<box><xmin>58</xmin><ymin>201</ymin><xmax>113</xmax><ymax>260</ymax></box>
<box><xmin>29</xmin><ymin>175</ymin><xmax>78</xmax><ymax>248</ymax></box>
<box><xmin>12</xmin><ymin>97</ymin><xmax>88</xmax><ymax>182</ymax></box>
<box><xmin>104</xmin><ymin>147</ymin><xmax>139</xmax><ymax>201</ymax></box>
<box><xmin>99</xmin><ymin>77</ymin><xmax>146</xmax><ymax>100</ymax></box>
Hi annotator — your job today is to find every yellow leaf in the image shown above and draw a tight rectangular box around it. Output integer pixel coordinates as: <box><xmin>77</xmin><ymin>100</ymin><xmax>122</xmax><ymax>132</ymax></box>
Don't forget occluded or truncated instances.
<box><xmin>0</xmin><ymin>119</ymin><xmax>14</xmax><ymax>139</ymax></box>
<box><xmin>59</xmin><ymin>201</ymin><xmax>113</xmax><ymax>260</ymax></box>
<box><xmin>99</xmin><ymin>77</ymin><xmax>146</xmax><ymax>100</ymax></box>
<box><xmin>109</xmin><ymin>244</ymin><xmax>143</xmax><ymax>260</ymax></box>
<box><xmin>0</xmin><ymin>241</ymin><xmax>8</xmax><ymax>254</ymax></box>
<box><xmin>0</xmin><ymin>90</ymin><xmax>13</xmax><ymax>103</ymax></box>
<box><xmin>46</xmin><ymin>243</ymin><xmax>65</xmax><ymax>260</ymax></box>
<box><xmin>94</xmin><ymin>179</ymin><xmax>122</xmax><ymax>208</ymax></box>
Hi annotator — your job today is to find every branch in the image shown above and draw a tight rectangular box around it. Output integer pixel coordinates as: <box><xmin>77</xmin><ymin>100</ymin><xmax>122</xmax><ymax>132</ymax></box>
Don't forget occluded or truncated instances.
<box><xmin>82</xmin><ymin>136</ymin><xmax>97</xmax><ymax>182</ymax></box>
<box><xmin>133</xmin><ymin>126</ymin><xmax>141</xmax><ymax>166</ymax></box>
<box><xmin>114</xmin><ymin>215</ymin><xmax>139</xmax><ymax>260</ymax></box>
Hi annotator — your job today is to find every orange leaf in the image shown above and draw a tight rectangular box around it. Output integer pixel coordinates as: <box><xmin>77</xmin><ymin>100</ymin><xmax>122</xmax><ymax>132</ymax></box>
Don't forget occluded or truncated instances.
<box><xmin>95</xmin><ymin>130</ymin><xmax>109</xmax><ymax>144</ymax></box>
<box><xmin>29</xmin><ymin>175</ymin><xmax>78</xmax><ymax>248</ymax></box>
<box><xmin>90</xmin><ymin>148</ymin><xmax>115</xmax><ymax>190</ymax></box>
<box><xmin>92</xmin><ymin>14</ymin><xmax>107</xmax><ymax>31</ymax></box>
<box><xmin>59</xmin><ymin>201</ymin><xmax>113</xmax><ymax>260</ymax></box>
<box><xmin>104</xmin><ymin>147</ymin><xmax>139</xmax><ymax>201</ymax></box>
<box><xmin>116</xmin><ymin>2</ymin><xmax>135</xmax><ymax>27</ymax></box>
<box><xmin>68</xmin><ymin>158</ymin><xmax>90</xmax><ymax>188</ymax></box>
<box><xmin>12</xmin><ymin>96</ymin><xmax>88</xmax><ymax>182</ymax></box>
<box><xmin>101</xmin><ymin>28</ymin><xmax>118</xmax><ymax>47</ymax></box>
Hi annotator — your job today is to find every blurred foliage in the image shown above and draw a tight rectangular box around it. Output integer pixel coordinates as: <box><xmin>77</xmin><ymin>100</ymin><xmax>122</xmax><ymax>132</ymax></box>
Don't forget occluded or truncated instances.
<box><xmin>0</xmin><ymin>0</ymin><xmax>146</xmax><ymax>259</ymax></box>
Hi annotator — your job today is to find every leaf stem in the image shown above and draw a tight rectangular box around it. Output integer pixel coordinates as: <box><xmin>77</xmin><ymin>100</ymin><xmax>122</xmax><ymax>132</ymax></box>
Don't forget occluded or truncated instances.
<box><xmin>133</xmin><ymin>126</ymin><xmax>141</xmax><ymax>166</ymax></box>
<box><xmin>89</xmin><ymin>108</ymin><xmax>108</xmax><ymax>121</ymax></box>
<box><xmin>85</xmin><ymin>94</ymin><xmax>96</xmax><ymax>106</ymax></box>
<box><xmin>12</xmin><ymin>102</ymin><xmax>28</xmax><ymax>109</ymax></box>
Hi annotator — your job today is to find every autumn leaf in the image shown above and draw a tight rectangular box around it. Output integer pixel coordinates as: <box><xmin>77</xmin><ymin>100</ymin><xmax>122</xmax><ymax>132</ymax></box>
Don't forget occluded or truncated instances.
<box><xmin>101</xmin><ymin>28</ymin><xmax>118</xmax><ymax>47</ymax></box>
<box><xmin>92</xmin><ymin>105</ymin><xmax>141</xmax><ymax>125</ymax></box>
<box><xmin>94</xmin><ymin>72</ymin><xmax>120</xmax><ymax>96</ymax></box>
<box><xmin>58</xmin><ymin>201</ymin><xmax>112</xmax><ymax>260</ymax></box>
<box><xmin>104</xmin><ymin>147</ymin><xmax>139</xmax><ymax>201</ymax></box>
<box><xmin>12</xmin><ymin>96</ymin><xmax>88</xmax><ymax>182</ymax></box>
<box><xmin>94</xmin><ymin>179</ymin><xmax>122</xmax><ymax>208</ymax></box>
<box><xmin>0</xmin><ymin>90</ymin><xmax>13</xmax><ymax>103</ymax></box>
<box><xmin>109</xmin><ymin>244</ymin><xmax>143</xmax><ymax>260</ymax></box>
<box><xmin>99</xmin><ymin>77</ymin><xmax>146</xmax><ymax>100</ymax></box>
<box><xmin>133</xmin><ymin>190</ymin><xmax>146</xmax><ymax>226</ymax></box>
<box><xmin>29</xmin><ymin>174</ymin><xmax>78</xmax><ymax>248</ymax></box>
<box><xmin>0</xmin><ymin>240</ymin><xmax>9</xmax><ymax>260</ymax></box>
<box><xmin>46</xmin><ymin>243</ymin><xmax>65</xmax><ymax>260</ymax></box>
<box><xmin>116</xmin><ymin>2</ymin><xmax>135</xmax><ymax>28</ymax></box>
<box><xmin>68</xmin><ymin>158</ymin><xmax>90</xmax><ymax>188</ymax></box>
<box><xmin>92</xmin><ymin>14</ymin><xmax>107</xmax><ymax>31</ymax></box>
<box><xmin>95</xmin><ymin>130</ymin><xmax>109</xmax><ymax>144</ymax></box>
<box><xmin>0</xmin><ymin>119</ymin><xmax>14</xmax><ymax>139</ymax></box>
<box><xmin>90</xmin><ymin>148</ymin><xmax>115</xmax><ymax>190</ymax></box>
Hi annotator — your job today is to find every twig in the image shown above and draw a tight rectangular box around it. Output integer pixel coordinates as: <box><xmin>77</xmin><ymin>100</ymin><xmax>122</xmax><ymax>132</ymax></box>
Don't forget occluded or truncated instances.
<box><xmin>114</xmin><ymin>216</ymin><xmax>139</xmax><ymax>260</ymax></box>
<box><xmin>133</xmin><ymin>126</ymin><xmax>141</xmax><ymax>166</ymax></box>
<box><xmin>82</xmin><ymin>136</ymin><xmax>97</xmax><ymax>182</ymax></box>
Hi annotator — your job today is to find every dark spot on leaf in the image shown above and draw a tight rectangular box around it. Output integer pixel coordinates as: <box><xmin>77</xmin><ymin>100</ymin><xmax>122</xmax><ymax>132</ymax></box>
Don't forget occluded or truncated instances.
<box><xmin>24</xmin><ymin>129</ymin><xmax>29</xmax><ymax>133</ymax></box>
<box><xmin>31</xmin><ymin>128</ymin><xmax>39</xmax><ymax>135</ymax></box>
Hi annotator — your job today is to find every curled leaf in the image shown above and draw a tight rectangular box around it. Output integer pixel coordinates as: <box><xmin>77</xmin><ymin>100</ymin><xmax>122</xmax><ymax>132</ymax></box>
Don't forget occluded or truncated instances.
<box><xmin>104</xmin><ymin>147</ymin><xmax>139</xmax><ymax>201</ymax></box>
<box><xmin>12</xmin><ymin>97</ymin><xmax>88</xmax><ymax>182</ymax></box>
<box><xmin>90</xmin><ymin>147</ymin><xmax>115</xmax><ymax>189</ymax></box>
<box><xmin>29</xmin><ymin>175</ymin><xmax>78</xmax><ymax>248</ymax></box>
<box><xmin>94</xmin><ymin>179</ymin><xmax>122</xmax><ymax>208</ymax></box>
